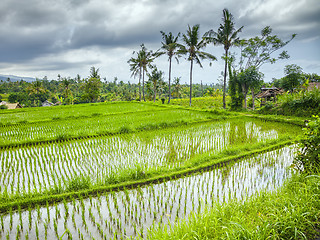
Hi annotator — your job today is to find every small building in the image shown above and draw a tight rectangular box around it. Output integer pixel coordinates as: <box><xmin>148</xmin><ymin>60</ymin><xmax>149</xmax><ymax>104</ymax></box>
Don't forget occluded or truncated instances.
<box><xmin>307</xmin><ymin>82</ymin><xmax>320</xmax><ymax>91</ymax></box>
<box><xmin>42</xmin><ymin>100</ymin><xmax>54</xmax><ymax>107</ymax></box>
<box><xmin>256</xmin><ymin>87</ymin><xmax>284</xmax><ymax>106</ymax></box>
<box><xmin>5</xmin><ymin>102</ymin><xmax>23</xmax><ymax>109</ymax></box>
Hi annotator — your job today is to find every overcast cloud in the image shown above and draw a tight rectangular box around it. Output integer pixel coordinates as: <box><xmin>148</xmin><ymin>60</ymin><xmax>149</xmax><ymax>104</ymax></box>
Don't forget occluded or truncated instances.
<box><xmin>0</xmin><ymin>0</ymin><xmax>319</xmax><ymax>83</ymax></box>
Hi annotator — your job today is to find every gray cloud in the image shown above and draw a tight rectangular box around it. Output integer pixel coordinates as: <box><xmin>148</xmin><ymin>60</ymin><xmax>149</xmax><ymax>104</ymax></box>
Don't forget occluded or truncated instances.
<box><xmin>0</xmin><ymin>0</ymin><xmax>319</xmax><ymax>82</ymax></box>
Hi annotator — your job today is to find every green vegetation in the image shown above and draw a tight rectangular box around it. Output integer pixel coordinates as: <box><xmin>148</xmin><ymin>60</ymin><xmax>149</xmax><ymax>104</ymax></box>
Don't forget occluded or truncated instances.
<box><xmin>295</xmin><ymin>115</ymin><xmax>320</xmax><ymax>172</ymax></box>
<box><xmin>147</xmin><ymin>173</ymin><xmax>320</xmax><ymax>240</ymax></box>
<box><xmin>0</xmin><ymin>146</ymin><xmax>301</xmax><ymax>239</ymax></box>
<box><xmin>258</xmin><ymin>88</ymin><xmax>320</xmax><ymax>117</ymax></box>
<box><xmin>0</xmin><ymin>100</ymin><xmax>313</xmax><ymax>239</ymax></box>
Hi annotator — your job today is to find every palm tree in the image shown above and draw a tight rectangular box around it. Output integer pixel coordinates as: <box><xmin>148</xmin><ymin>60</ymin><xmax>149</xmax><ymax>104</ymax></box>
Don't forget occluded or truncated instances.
<box><xmin>90</xmin><ymin>66</ymin><xmax>100</xmax><ymax>79</ymax></box>
<box><xmin>205</xmin><ymin>9</ymin><xmax>243</xmax><ymax>109</ymax></box>
<box><xmin>128</xmin><ymin>44</ymin><xmax>155</xmax><ymax>101</ymax></box>
<box><xmin>27</xmin><ymin>80</ymin><xmax>47</xmax><ymax>106</ymax></box>
<box><xmin>147</xmin><ymin>67</ymin><xmax>164</xmax><ymax>102</ymax></box>
<box><xmin>179</xmin><ymin>24</ymin><xmax>216</xmax><ymax>106</ymax></box>
<box><xmin>158</xmin><ymin>31</ymin><xmax>180</xmax><ymax>103</ymax></box>
<box><xmin>60</xmin><ymin>78</ymin><xmax>73</xmax><ymax>103</ymax></box>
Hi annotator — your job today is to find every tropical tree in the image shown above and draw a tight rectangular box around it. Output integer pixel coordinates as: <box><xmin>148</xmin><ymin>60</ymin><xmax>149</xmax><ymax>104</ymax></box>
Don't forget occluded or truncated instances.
<box><xmin>281</xmin><ymin>64</ymin><xmax>303</xmax><ymax>92</ymax></box>
<box><xmin>60</xmin><ymin>78</ymin><xmax>73</xmax><ymax>103</ymax></box>
<box><xmin>205</xmin><ymin>8</ymin><xmax>243</xmax><ymax>109</ymax></box>
<box><xmin>27</xmin><ymin>80</ymin><xmax>48</xmax><ymax>106</ymax></box>
<box><xmin>179</xmin><ymin>24</ymin><xmax>216</xmax><ymax>106</ymax></box>
<box><xmin>90</xmin><ymin>66</ymin><xmax>100</xmax><ymax>79</ymax></box>
<box><xmin>238</xmin><ymin>26</ymin><xmax>296</xmax><ymax>70</ymax></box>
<box><xmin>128</xmin><ymin>53</ymin><xmax>142</xmax><ymax>100</ymax></box>
<box><xmin>128</xmin><ymin>44</ymin><xmax>155</xmax><ymax>101</ymax></box>
<box><xmin>147</xmin><ymin>67</ymin><xmax>164</xmax><ymax>102</ymax></box>
<box><xmin>237</xmin><ymin>66</ymin><xmax>264</xmax><ymax>109</ymax></box>
<box><xmin>158</xmin><ymin>31</ymin><xmax>180</xmax><ymax>103</ymax></box>
<box><xmin>81</xmin><ymin>67</ymin><xmax>102</xmax><ymax>103</ymax></box>
<box><xmin>172</xmin><ymin>77</ymin><xmax>182</xmax><ymax>98</ymax></box>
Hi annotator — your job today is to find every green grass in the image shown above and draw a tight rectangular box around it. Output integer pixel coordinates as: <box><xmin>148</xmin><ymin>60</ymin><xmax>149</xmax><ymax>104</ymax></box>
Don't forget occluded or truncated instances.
<box><xmin>169</xmin><ymin>96</ymin><xmax>230</xmax><ymax>109</ymax></box>
<box><xmin>0</xmin><ymin>105</ymin><xmax>228</xmax><ymax>147</ymax></box>
<box><xmin>146</xmin><ymin>173</ymin><xmax>320</xmax><ymax>240</ymax></box>
<box><xmin>0</xmin><ymin>101</ymin><xmax>161</xmax><ymax>124</ymax></box>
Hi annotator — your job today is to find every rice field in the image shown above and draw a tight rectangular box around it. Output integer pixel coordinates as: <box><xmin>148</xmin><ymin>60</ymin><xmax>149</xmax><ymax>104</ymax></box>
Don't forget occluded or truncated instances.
<box><xmin>0</xmin><ymin>102</ymin><xmax>162</xmax><ymax>125</ymax></box>
<box><xmin>0</xmin><ymin>146</ymin><xmax>296</xmax><ymax>239</ymax></box>
<box><xmin>0</xmin><ymin>102</ymin><xmax>302</xmax><ymax>239</ymax></box>
<box><xmin>0</xmin><ymin>118</ymin><xmax>299</xmax><ymax>199</ymax></box>
<box><xmin>0</xmin><ymin>107</ymin><xmax>224</xmax><ymax>147</ymax></box>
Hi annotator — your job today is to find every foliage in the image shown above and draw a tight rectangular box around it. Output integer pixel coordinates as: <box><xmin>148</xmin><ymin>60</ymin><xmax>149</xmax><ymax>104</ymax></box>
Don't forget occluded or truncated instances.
<box><xmin>128</xmin><ymin>44</ymin><xmax>156</xmax><ymax>101</ymax></box>
<box><xmin>81</xmin><ymin>77</ymin><xmax>102</xmax><ymax>103</ymax></box>
<box><xmin>237</xmin><ymin>66</ymin><xmax>264</xmax><ymax>109</ymax></box>
<box><xmin>259</xmin><ymin>88</ymin><xmax>320</xmax><ymax>117</ymax></box>
<box><xmin>179</xmin><ymin>24</ymin><xmax>216</xmax><ymax>106</ymax></box>
<box><xmin>282</xmin><ymin>64</ymin><xmax>304</xmax><ymax>92</ymax></box>
<box><xmin>294</xmin><ymin>115</ymin><xmax>320</xmax><ymax>172</ymax></box>
<box><xmin>238</xmin><ymin>26</ymin><xmax>296</xmax><ymax>69</ymax></box>
<box><xmin>205</xmin><ymin>8</ymin><xmax>243</xmax><ymax>109</ymax></box>
<box><xmin>146</xmin><ymin>173</ymin><xmax>320</xmax><ymax>240</ymax></box>
<box><xmin>158</xmin><ymin>31</ymin><xmax>181</xmax><ymax>103</ymax></box>
<box><xmin>147</xmin><ymin>67</ymin><xmax>165</xmax><ymax>102</ymax></box>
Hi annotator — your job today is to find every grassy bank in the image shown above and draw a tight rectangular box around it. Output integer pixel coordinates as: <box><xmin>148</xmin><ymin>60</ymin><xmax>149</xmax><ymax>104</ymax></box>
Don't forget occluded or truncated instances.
<box><xmin>146</xmin><ymin>173</ymin><xmax>320</xmax><ymax>239</ymax></box>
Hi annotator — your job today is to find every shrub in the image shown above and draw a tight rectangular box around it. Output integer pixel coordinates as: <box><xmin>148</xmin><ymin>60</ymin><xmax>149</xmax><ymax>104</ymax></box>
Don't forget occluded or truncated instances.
<box><xmin>294</xmin><ymin>115</ymin><xmax>320</xmax><ymax>172</ymax></box>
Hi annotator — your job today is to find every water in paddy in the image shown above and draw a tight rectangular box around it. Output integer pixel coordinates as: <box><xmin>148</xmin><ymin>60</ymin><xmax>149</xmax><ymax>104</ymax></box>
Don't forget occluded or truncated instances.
<box><xmin>0</xmin><ymin>118</ymin><xmax>299</xmax><ymax>197</ymax></box>
<box><xmin>0</xmin><ymin>146</ymin><xmax>296</xmax><ymax>239</ymax></box>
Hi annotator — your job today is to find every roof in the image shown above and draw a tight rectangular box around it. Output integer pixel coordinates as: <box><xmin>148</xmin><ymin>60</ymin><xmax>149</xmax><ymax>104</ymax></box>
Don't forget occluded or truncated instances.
<box><xmin>308</xmin><ymin>82</ymin><xmax>320</xmax><ymax>91</ymax></box>
<box><xmin>256</xmin><ymin>88</ymin><xmax>284</xmax><ymax>98</ymax></box>
<box><xmin>6</xmin><ymin>103</ymin><xmax>22</xmax><ymax>109</ymax></box>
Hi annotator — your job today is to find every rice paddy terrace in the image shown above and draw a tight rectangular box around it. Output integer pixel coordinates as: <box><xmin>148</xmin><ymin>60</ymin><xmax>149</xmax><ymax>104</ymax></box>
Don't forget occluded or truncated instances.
<box><xmin>0</xmin><ymin>102</ymin><xmax>302</xmax><ymax>239</ymax></box>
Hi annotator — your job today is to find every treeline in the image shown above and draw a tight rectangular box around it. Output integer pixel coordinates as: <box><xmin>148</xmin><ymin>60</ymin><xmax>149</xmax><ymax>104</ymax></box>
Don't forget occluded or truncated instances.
<box><xmin>0</xmin><ymin>67</ymin><xmax>222</xmax><ymax>107</ymax></box>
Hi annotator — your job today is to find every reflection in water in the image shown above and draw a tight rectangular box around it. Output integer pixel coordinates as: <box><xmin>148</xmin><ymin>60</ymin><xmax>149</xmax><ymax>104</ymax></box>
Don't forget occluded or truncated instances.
<box><xmin>0</xmin><ymin>146</ymin><xmax>296</xmax><ymax>239</ymax></box>
<box><xmin>0</xmin><ymin>119</ymin><xmax>286</xmax><ymax>197</ymax></box>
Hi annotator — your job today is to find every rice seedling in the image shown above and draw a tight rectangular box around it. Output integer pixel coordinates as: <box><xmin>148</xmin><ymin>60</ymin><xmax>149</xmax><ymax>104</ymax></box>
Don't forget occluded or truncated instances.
<box><xmin>0</xmin><ymin>118</ymin><xmax>299</xmax><ymax>201</ymax></box>
<box><xmin>0</xmin><ymin>147</ymin><xmax>294</xmax><ymax>239</ymax></box>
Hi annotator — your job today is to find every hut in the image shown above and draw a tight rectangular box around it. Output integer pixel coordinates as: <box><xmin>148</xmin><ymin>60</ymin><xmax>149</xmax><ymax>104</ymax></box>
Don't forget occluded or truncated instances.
<box><xmin>307</xmin><ymin>82</ymin><xmax>320</xmax><ymax>91</ymax></box>
<box><xmin>256</xmin><ymin>87</ymin><xmax>283</xmax><ymax>107</ymax></box>
<box><xmin>5</xmin><ymin>102</ymin><xmax>23</xmax><ymax>109</ymax></box>
<box><xmin>42</xmin><ymin>100</ymin><xmax>54</xmax><ymax>107</ymax></box>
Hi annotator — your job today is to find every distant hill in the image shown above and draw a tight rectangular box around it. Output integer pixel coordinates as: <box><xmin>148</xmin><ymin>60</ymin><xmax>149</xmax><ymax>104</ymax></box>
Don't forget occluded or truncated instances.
<box><xmin>0</xmin><ymin>74</ymin><xmax>36</xmax><ymax>82</ymax></box>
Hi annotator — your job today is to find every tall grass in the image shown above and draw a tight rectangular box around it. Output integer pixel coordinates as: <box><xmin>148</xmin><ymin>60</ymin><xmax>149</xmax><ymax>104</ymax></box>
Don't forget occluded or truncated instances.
<box><xmin>146</xmin><ymin>173</ymin><xmax>320</xmax><ymax>240</ymax></box>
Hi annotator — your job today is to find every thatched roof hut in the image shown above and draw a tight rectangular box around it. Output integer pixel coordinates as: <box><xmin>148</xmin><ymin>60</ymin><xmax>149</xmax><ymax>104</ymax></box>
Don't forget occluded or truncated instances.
<box><xmin>6</xmin><ymin>102</ymin><xmax>23</xmax><ymax>109</ymax></box>
<box><xmin>256</xmin><ymin>87</ymin><xmax>284</xmax><ymax>106</ymax></box>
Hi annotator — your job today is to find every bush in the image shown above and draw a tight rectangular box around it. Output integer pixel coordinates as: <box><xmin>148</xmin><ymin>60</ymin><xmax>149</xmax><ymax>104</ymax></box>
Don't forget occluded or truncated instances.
<box><xmin>294</xmin><ymin>115</ymin><xmax>320</xmax><ymax>172</ymax></box>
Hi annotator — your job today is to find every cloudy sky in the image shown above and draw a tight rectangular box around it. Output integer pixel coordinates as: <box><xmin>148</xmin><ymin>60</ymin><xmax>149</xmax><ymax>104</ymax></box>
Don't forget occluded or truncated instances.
<box><xmin>0</xmin><ymin>0</ymin><xmax>319</xmax><ymax>84</ymax></box>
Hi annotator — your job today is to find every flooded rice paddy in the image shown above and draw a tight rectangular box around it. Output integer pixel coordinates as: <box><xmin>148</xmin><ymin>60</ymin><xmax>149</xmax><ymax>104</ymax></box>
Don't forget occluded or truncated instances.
<box><xmin>0</xmin><ymin>119</ymin><xmax>297</xmax><ymax>197</ymax></box>
<box><xmin>0</xmin><ymin>146</ymin><xmax>296</xmax><ymax>239</ymax></box>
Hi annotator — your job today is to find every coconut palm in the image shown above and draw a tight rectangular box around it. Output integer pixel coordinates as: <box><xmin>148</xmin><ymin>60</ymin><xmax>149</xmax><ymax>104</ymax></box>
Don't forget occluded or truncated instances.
<box><xmin>27</xmin><ymin>80</ymin><xmax>47</xmax><ymax>106</ymax></box>
<box><xmin>128</xmin><ymin>53</ymin><xmax>142</xmax><ymax>101</ymax></box>
<box><xmin>179</xmin><ymin>24</ymin><xmax>216</xmax><ymax>106</ymax></box>
<box><xmin>158</xmin><ymin>31</ymin><xmax>180</xmax><ymax>103</ymax></box>
<box><xmin>147</xmin><ymin>67</ymin><xmax>164</xmax><ymax>102</ymax></box>
<box><xmin>128</xmin><ymin>44</ymin><xmax>155</xmax><ymax>101</ymax></box>
<box><xmin>205</xmin><ymin>8</ymin><xmax>243</xmax><ymax>109</ymax></box>
<box><xmin>60</xmin><ymin>78</ymin><xmax>73</xmax><ymax>103</ymax></box>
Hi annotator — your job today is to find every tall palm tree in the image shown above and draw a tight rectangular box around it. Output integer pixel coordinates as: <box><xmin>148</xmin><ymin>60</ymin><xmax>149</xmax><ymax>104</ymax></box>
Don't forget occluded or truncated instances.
<box><xmin>158</xmin><ymin>31</ymin><xmax>180</xmax><ymax>103</ymax></box>
<box><xmin>128</xmin><ymin>53</ymin><xmax>142</xmax><ymax>101</ymax></box>
<box><xmin>60</xmin><ymin>78</ymin><xmax>73</xmax><ymax>102</ymax></box>
<box><xmin>205</xmin><ymin>9</ymin><xmax>243</xmax><ymax>109</ymax></box>
<box><xmin>128</xmin><ymin>44</ymin><xmax>155</xmax><ymax>101</ymax></box>
<box><xmin>147</xmin><ymin>67</ymin><xmax>164</xmax><ymax>102</ymax></box>
<box><xmin>179</xmin><ymin>24</ymin><xmax>216</xmax><ymax>106</ymax></box>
